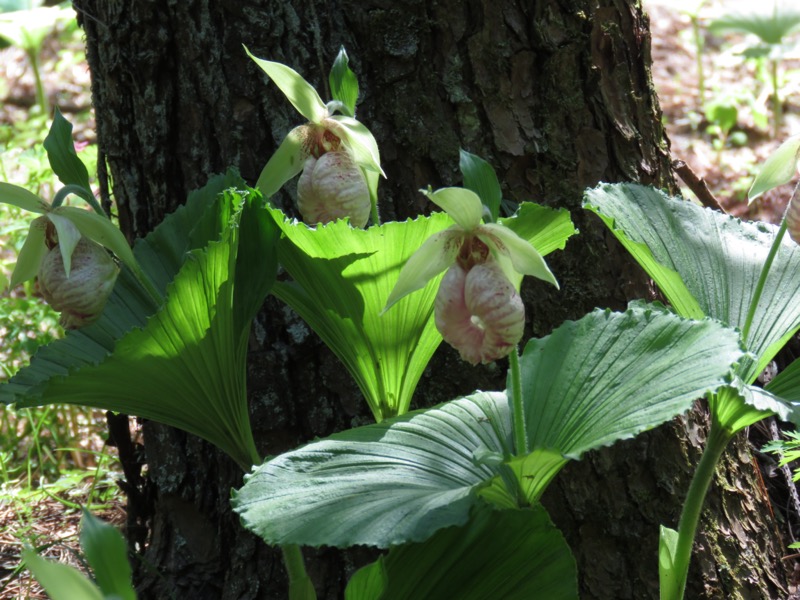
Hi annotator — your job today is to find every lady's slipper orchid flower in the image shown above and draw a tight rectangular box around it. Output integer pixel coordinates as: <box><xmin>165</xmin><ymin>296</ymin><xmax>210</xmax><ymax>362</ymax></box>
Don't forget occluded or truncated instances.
<box><xmin>384</xmin><ymin>187</ymin><xmax>559</xmax><ymax>363</ymax></box>
<box><xmin>384</xmin><ymin>187</ymin><xmax>559</xmax><ymax>311</ymax></box>
<box><xmin>246</xmin><ymin>49</ymin><xmax>384</xmax><ymax>228</ymax></box>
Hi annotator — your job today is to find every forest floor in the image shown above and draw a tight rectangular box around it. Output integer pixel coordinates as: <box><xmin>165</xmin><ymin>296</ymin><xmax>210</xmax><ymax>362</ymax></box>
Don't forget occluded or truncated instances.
<box><xmin>0</xmin><ymin>1</ymin><xmax>799</xmax><ymax>598</ymax></box>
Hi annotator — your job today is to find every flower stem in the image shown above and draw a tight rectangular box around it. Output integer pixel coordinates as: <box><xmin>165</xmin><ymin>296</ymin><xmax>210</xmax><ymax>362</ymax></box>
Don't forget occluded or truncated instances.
<box><xmin>669</xmin><ymin>418</ymin><xmax>732</xmax><ymax>600</ymax></box>
<box><xmin>508</xmin><ymin>347</ymin><xmax>528</xmax><ymax>456</ymax></box>
<box><xmin>281</xmin><ymin>544</ymin><xmax>317</xmax><ymax>599</ymax></box>
<box><xmin>52</xmin><ymin>184</ymin><xmax>107</xmax><ymax>218</ymax></box>
<box><xmin>741</xmin><ymin>181</ymin><xmax>798</xmax><ymax>343</ymax></box>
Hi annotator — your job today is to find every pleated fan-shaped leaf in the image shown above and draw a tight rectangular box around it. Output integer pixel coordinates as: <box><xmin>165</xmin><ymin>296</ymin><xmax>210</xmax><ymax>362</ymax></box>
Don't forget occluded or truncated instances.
<box><xmin>345</xmin><ymin>504</ymin><xmax>578</xmax><ymax>600</ymax></box>
<box><xmin>583</xmin><ymin>183</ymin><xmax>800</xmax><ymax>384</ymax></box>
<box><xmin>0</xmin><ymin>170</ymin><xmax>245</xmax><ymax>405</ymax></box>
<box><xmin>233</xmin><ymin>304</ymin><xmax>743</xmax><ymax>548</ymax></box>
<box><xmin>269</xmin><ymin>202</ymin><xmax>574</xmax><ymax>420</ymax></box>
<box><xmin>1</xmin><ymin>173</ymin><xmax>277</xmax><ymax>469</ymax></box>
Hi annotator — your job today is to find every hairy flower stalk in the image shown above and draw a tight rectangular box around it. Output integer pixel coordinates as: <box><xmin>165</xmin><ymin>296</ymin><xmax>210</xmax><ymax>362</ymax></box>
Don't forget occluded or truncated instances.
<box><xmin>435</xmin><ymin>260</ymin><xmax>525</xmax><ymax>364</ymax></box>
<box><xmin>38</xmin><ymin>237</ymin><xmax>119</xmax><ymax>329</ymax></box>
<box><xmin>297</xmin><ymin>149</ymin><xmax>370</xmax><ymax>228</ymax></box>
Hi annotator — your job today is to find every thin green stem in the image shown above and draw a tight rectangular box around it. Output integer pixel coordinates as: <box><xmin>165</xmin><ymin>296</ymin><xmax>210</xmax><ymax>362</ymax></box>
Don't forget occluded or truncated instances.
<box><xmin>741</xmin><ymin>181</ymin><xmax>799</xmax><ymax>343</ymax></box>
<box><xmin>52</xmin><ymin>184</ymin><xmax>107</xmax><ymax>218</ymax></box>
<box><xmin>27</xmin><ymin>49</ymin><xmax>48</xmax><ymax>117</ymax></box>
<box><xmin>508</xmin><ymin>347</ymin><xmax>528</xmax><ymax>456</ymax></box>
<box><xmin>282</xmin><ymin>544</ymin><xmax>316</xmax><ymax>599</ymax></box>
<box><xmin>771</xmin><ymin>59</ymin><xmax>781</xmax><ymax>139</ymax></box>
<box><xmin>670</xmin><ymin>419</ymin><xmax>732</xmax><ymax>600</ymax></box>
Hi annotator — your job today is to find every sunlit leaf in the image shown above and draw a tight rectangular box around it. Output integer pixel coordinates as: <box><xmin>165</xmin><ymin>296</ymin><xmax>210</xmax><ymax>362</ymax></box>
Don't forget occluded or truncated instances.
<box><xmin>270</xmin><ymin>208</ymin><xmax>452</xmax><ymax>420</ymax></box>
<box><xmin>767</xmin><ymin>356</ymin><xmax>800</xmax><ymax>404</ymax></box>
<box><xmin>245</xmin><ymin>47</ymin><xmax>327</xmax><ymax>123</ymax></box>
<box><xmin>0</xmin><ymin>171</ymin><xmax>275</xmax><ymax>468</ymax></box>
<box><xmin>584</xmin><ymin>183</ymin><xmax>800</xmax><ymax>384</ymax></box>
<box><xmin>346</xmin><ymin>505</ymin><xmax>578</xmax><ymax>600</ymax></box>
<box><xmin>748</xmin><ymin>135</ymin><xmax>800</xmax><ymax>202</ymax></box>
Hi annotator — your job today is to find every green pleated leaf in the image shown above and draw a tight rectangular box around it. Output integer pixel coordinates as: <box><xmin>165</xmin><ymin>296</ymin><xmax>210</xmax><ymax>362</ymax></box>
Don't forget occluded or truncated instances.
<box><xmin>767</xmin><ymin>357</ymin><xmax>800</xmax><ymax>404</ymax></box>
<box><xmin>79</xmin><ymin>510</ymin><xmax>136</xmax><ymax>600</ymax></box>
<box><xmin>271</xmin><ymin>202</ymin><xmax>573</xmax><ymax>420</ymax></box>
<box><xmin>9</xmin><ymin>194</ymin><xmax>275</xmax><ymax>468</ymax></box>
<box><xmin>498</xmin><ymin>202</ymin><xmax>577</xmax><ymax>263</ymax></box>
<box><xmin>1</xmin><ymin>170</ymin><xmax>245</xmax><ymax>406</ymax></box>
<box><xmin>233</xmin><ymin>391</ymin><xmax>514</xmax><ymax>548</ymax></box>
<box><xmin>329</xmin><ymin>46</ymin><xmax>358</xmax><ymax>117</ymax></box>
<box><xmin>270</xmin><ymin>208</ymin><xmax>452</xmax><ymax>420</ymax></box>
<box><xmin>1</xmin><ymin>173</ymin><xmax>275</xmax><ymax>468</ymax></box>
<box><xmin>584</xmin><ymin>183</ymin><xmax>800</xmax><ymax>384</ymax></box>
<box><xmin>44</xmin><ymin>106</ymin><xmax>92</xmax><ymax>193</ymax></box>
<box><xmin>459</xmin><ymin>149</ymin><xmax>502</xmax><ymax>223</ymax></box>
<box><xmin>512</xmin><ymin>303</ymin><xmax>745</xmax><ymax>500</ymax></box>
<box><xmin>346</xmin><ymin>505</ymin><xmax>578</xmax><ymax>600</ymax></box>
<box><xmin>22</xmin><ymin>549</ymin><xmax>104</xmax><ymax>600</ymax></box>
<box><xmin>234</xmin><ymin>305</ymin><xmax>742</xmax><ymax>548</ymax></box>
<box><xmin>708</xmin><ymin>383</ymin><xmax>790</xmax><ymax>433</ymax></box>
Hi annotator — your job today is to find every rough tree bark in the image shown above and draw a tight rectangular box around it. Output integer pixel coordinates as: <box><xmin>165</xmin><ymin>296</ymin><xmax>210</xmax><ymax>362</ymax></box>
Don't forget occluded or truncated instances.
<box><xmin>72</xmin><ymin>0</ymin><xmax>790</xmax><ymax>598</ymax></box>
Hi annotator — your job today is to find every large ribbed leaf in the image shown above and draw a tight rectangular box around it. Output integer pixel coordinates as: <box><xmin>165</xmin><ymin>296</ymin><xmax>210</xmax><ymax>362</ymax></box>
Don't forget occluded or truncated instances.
<box><xmin>234</xmin><ymin>391</ymin><xmax>513</xmax><ymax>548</ymax></box>
<box><xmin>584</xmin><ymin>183</ymin><xmax>800</xmax><ymax>384</ymax></box>
<box><xmin>346</xmin><ymin>505</ymin><xmax>578</xmax><ymax>600</ymax></box>
<box><xmin>507</xmin><ymin>304</ymin><xmax>745</xmax><ymax>501</ymax></box>
<box><xmin>0</xmin><ymin>170</ymin><xmax>244</xmax><ymax>406</ymax></box>
<box><xmin>233</xmin><ymin>305</ymin><xmax>743</xmax><ymax>547</ymax></box>
<box><xmin>1</xmin><ymin>173</ymin><xmax>276</xmax><ymax>468</ymax></box>
<box><xmin>768</xmin><ymin>357</ymin><xmax>800</xmax><ymax>404</ymax></box>
<box><xmin>270</xmin><ymin>202</ymin><xmax>574</xmax><ymax>420</ymax></box>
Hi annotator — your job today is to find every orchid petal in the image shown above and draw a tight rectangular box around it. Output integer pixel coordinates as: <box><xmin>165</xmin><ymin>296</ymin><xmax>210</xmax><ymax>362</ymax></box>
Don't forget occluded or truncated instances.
<box><xmin>383</xmin><ymin>228</ymin><xmax>463</xmax><ymax>313</ymax></box>
<box><xmin>256</xmin><ymin>126</ymin><xmax>308</xmax><ymax>198</ymax></box>
<box><xmin>478</xmin><ymin>223</ymin><xmax>559</xmax><ymax>289</ymax></box>
<box><xmin>47</xmin><ymin>212</ymin><xmax>81</xmax><ymax>278</ymax></box>
<box><xmin>245</xmin><ymin>47</ymin><xmax>327</xmax><ymax>123</ymax></box>
<box><xmin>327</xmin><ymin>115</ymin><xmax>385</xmax><ymax>177</ymax></box>
<box><xmin>422</xmin><ymin>188</ymin><xmax>483</xmax><ymax>231</ymax></box>
<box><xmin>9</xmin><ymin>217</ymin><xmax>48</xmax><ymax>288</ymax></box>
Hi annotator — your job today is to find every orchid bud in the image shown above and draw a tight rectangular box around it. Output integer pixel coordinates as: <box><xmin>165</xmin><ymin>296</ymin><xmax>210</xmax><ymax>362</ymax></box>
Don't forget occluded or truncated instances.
<box><xmin>297</xmin><ymin>150</ymin><xmax>370</xmax><ymax>228</ymax></box>
<box><xmin>788</xmin><ymin>194</ymin><xmax>800</xmax><ymax>245</ymax></box>
<box><xmin>434</xmin><ymin>261</ymin><xmax>525</xmax><ymax>365</ymax></box>
<box><xmin>38</xmin><ymin>237</ymin><xmax>119</xmax><ymax>329</ymax></box>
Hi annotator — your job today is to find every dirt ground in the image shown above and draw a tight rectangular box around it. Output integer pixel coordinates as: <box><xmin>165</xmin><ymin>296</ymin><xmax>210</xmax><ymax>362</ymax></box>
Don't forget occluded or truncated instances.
<box><xmin>646</xmin><ymin>0</ymin><xmax>800</xmax><ymax>222</ymax></box>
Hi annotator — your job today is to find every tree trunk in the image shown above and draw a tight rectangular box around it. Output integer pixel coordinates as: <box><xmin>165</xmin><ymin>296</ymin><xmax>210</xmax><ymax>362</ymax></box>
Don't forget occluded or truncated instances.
<box><xmin>72</xmin><ymin>0</ymin><xmax>789</xmax><ymax>598</ymax></box>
